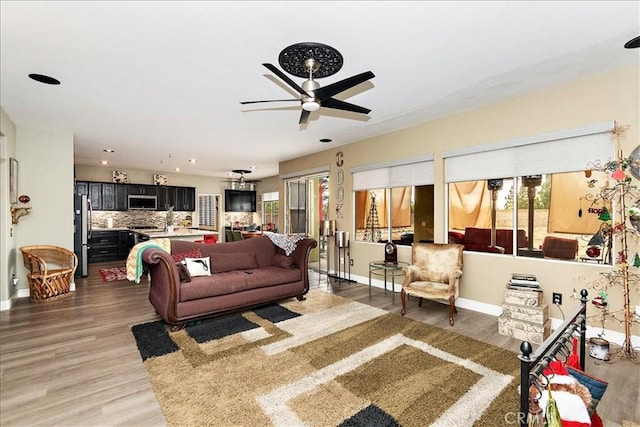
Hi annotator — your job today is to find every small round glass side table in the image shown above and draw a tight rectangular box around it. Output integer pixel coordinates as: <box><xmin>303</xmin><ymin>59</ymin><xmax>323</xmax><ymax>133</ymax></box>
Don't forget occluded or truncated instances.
<box><xmin>368</xmin><ymin>261</ymin><xmax>409</xmax><ymax>303</ymax></box>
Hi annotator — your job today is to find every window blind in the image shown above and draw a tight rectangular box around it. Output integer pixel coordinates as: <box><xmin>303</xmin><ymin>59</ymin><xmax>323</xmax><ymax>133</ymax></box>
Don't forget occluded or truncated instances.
<box><xmin>198</xmin><ymin>194</ymin><xmax>217</xmax><ymax>228</ymax></box>
<box><xmin>352</xmin><ymin>154</ymin><xmax>434</xmax><ymax>190</ymax></box>
<box><xmin>442</xmin><ymin>121</ymin><xmax>615</xmax><ymax>182</ymax></box>
<box><xmin>262</xmin><ymin>191</ymin><xmax>278</xmax><ymax>202</ymax></box>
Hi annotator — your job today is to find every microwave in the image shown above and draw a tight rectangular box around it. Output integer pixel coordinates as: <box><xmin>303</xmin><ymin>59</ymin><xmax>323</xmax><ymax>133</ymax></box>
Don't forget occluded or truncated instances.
<box><xmin>128</xmin><ymin>195</ymin><xmax>157</xmax><ymax>210</ymax></box>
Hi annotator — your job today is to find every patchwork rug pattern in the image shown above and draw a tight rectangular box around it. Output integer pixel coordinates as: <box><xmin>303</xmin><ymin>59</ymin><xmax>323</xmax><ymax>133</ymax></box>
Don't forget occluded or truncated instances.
<box><xmin>98</xmin><ymin>266</ymin><xmax>128</xmax><ymax>282</ymax></box>
<box><xmin>131</xmin><ymin>291</ymin><xmax>520</xmax><ymax>426</ymax></box>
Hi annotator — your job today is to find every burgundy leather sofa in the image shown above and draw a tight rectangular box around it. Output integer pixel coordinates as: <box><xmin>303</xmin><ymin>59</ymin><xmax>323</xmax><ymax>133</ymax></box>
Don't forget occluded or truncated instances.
<box><xmin>141</xmin><ymin>236</ymin><xmax>317</xmax><ymax>328</ymax></box>
<box><xmin>448</xmin><ymin>227</ymin><xmax>528</xmax><ymax>255</ymax></box>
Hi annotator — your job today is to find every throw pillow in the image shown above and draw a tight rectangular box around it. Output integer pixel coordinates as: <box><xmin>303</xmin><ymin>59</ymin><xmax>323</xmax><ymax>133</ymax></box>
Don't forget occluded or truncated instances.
<box><xmin>273</xmin><ymin>253</ymin><xmax>294</xmax><ymax>268</ymax></box>
<box><xmin>212</xmin><ymin>252</ymin><xmax>258</xmax><ymax>273</ymax></box>
<box><xmin>566</xmin><ymin>366</ymin><xmax>608</xmax><ymax>415</ymax></box>
<box><xmin>172</xmin><ymin>248</ymin><xmax>203</xmax><ymax>263</ymax></box>
<box><xmin>184</xmin><ymin>257</ymin><xmax>212</xmax><ymax>277</ymax></box>
<box><xmin>176</xmin><ymin>263</ymin><xmax>191</xmax><ymax>282</ymax></box>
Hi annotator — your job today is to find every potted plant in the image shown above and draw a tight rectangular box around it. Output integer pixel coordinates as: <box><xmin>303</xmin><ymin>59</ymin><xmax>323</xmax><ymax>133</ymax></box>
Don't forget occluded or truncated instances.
<box><xmin>166</xmin><ymin>205</ymin><xmax>175</xmax><ymax>233</ymax></box>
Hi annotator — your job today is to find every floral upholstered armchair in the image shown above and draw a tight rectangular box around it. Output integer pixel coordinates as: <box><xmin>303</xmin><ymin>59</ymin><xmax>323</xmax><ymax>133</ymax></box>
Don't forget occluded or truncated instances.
<box><xmin>400</xmin><ymin>243</ymin><xmax>464</xmax><ymax>326</ymax></box>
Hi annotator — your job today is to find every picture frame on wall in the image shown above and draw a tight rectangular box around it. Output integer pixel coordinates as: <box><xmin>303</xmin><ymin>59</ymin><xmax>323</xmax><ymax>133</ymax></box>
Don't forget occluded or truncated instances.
<box><xmin>9</xmin><ymin>158</ymin><xmax>18</xmax><ymax>204</ymax></box>
<box><xmin>112</xmin><ymin>170</ymin><xmax>129</xmax><ymax>183</ymax></box>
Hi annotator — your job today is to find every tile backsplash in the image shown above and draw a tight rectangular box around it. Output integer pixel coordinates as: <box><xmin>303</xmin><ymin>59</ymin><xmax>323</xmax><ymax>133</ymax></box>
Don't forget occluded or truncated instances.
<box><xmin>92</xmin><ymin>211</ymin><xmax>261</xmax><ymax>229</ymax></box>
<box><xmin>92</xmin><ymin>211</ymin><xmax>194</xmax><ymax>229</ymax></box>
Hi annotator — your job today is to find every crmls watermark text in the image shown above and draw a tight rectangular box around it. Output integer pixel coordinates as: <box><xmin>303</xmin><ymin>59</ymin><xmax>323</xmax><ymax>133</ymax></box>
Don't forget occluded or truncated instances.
<box><xmin>504</xmin><ymin>412</ymin><xmax>527</xmax><ymax>425</ymax></box>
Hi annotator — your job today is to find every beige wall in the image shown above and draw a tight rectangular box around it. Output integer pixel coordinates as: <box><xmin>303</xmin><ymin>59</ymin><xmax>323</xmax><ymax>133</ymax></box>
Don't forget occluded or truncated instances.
<box><xmin>13</xmin><ymin>127</ymin><xmax>75</xmax><ymax>296</ymax></box>
<box><xmin>280</xmin><ymin>64</ymin><xmax>639</xmax><ymax>334</ymax></box>
<box><xmin>0</xmin><ymin>107</ymin><xmax>18</xmax><ymax>305</ymax></box>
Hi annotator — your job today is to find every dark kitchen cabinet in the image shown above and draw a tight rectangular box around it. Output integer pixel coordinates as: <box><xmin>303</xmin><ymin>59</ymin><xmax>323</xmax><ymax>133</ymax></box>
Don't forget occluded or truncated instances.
<box><xmin>102</xmin><ymin>183</ymin><xmax>116</xmax><ymax>210</ymax></box>
<box><xmin>88</xmin><ymin>230</ymin><xmax>119</xmax><ymax>262</ymax></box>
<box><xmin>157</xmin><ymin>186</ymin><xmax>176</xmax><ymax>211</ymax></box>
<box><xmin>115</xmin><ymin>184</ymin><xmax>127</xmax><ymax>210</ymax></box>
<box><xmin>127</xmin><ymin>184</ymin><xmax>157</xmax><ymax>196</ymax></box>
<box><xmin>101</xmin><ymin>183</ymin><xmax>128</xmax><ymax>211</ymax></box>
<box><xmin>157</xmin><ymin>186</ymin><xmax>195</xmax><ymax>211</ymax></box>
<box><xmin>75</xmin><ymin>181</ymin><xmax>89</xmax><ymax>196</ymax></box>
<box><xmin>175</xmin><ymin>186</ymin><xmax>196</xmax><ymax>211</ymax></box>
<box><xmin>89</xmin><ymin>230</ymin><xmax>130</xmax><ymax>262</ymax></box>
<box><xmin>88</xmin><ymin>182</ymin><xmax>102</xmax><ymax>210</ymax></box>
<box><xmin>225</xmin><ymin>190</ymin><xmax>256</xmax><ymax>212</ymax></box>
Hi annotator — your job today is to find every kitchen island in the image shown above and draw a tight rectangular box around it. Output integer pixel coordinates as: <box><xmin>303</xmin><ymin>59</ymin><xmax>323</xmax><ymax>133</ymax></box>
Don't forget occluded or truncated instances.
<box><xmin>133</xmin><ymin>228</ymin><xmax>218</xmax><ymax>242</ymax></box>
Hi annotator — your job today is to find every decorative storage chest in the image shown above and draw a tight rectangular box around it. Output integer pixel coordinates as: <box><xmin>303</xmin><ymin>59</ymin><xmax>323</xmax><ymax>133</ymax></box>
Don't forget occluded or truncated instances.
<box><xmin>503</xmin><ymin>288</ymin><xmax>543</xmax><ymax>307</ymax></box>
<box><xmin>498</xmin><ymin>287</ymin><xmax>550</xmax><ymax>344</ymax></box>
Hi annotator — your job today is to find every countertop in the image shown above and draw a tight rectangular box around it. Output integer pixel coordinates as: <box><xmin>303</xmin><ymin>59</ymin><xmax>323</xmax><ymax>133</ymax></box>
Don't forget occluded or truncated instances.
<box><xmin>134</xmin><ymin>228</ymin><xmax>218</xmax><ymax>238</ymax></box>
<box><xmin>91</xmin><ymin>227</ymin><xmax>130</xmax><ymax>231</ymax></box>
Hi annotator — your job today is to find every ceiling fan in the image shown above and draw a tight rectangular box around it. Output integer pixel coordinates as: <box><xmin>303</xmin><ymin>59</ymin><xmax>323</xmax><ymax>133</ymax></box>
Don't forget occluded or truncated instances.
<box><xmin>225</xmin><ymin>169</ymin><xmax>259</xmax><ymax>189</ymax></box>
<box><xmin>241</xmin><ymin>42</ymin><xmax>375</xmax><ymax>125</ymax></box>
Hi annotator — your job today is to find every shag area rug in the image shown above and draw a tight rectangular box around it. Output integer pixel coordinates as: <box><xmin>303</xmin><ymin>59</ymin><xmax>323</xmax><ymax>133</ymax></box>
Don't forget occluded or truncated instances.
<box><xmin>98</xmin><ymin>266</ymin><xmax>127</xmax><ymax>282</ymax></box>
<box><xmin>131</xmin><ymin>291</ymin><xmax>520</xmax><ymax>426</ymax></box>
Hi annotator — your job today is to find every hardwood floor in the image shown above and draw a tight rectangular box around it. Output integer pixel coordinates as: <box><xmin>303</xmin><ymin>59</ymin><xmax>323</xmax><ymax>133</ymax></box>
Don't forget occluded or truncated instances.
<box><xmin>1</xmin><ymin>261</ymin><xmax>637</xmax><ymax>426</ymax></box>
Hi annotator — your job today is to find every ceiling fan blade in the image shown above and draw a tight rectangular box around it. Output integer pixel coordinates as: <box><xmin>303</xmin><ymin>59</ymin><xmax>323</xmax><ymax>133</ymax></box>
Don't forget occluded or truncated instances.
<box><xmin>321</xmin><ymin>98</ymin><xmax>371</xmax><ymax>114</ymax></box>
<box><xmin>263</xmin><ymin>63</ymin><xmax>308</xmax><ymax>96</ymax></box>
<box><xmin>240</xmin><ymin>99</ymin><xmax>300</xmax><ymax>105</ymax></box>
<box><xmin>299</xmin><ymin>109</ymin><xmax>311</xmax><ymax>125</ymax></box>
<box><xmin>314</xmin><ymin>71</ymin><xmax>375</xmax><ymax>101</ymax></box>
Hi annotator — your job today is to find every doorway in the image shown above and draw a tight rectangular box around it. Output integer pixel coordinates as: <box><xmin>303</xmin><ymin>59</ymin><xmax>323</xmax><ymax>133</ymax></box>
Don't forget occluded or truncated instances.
<box><xmin>284</xmin><ymin>172</ymin><xmax>330</xmax><ymax>277</ymax></box>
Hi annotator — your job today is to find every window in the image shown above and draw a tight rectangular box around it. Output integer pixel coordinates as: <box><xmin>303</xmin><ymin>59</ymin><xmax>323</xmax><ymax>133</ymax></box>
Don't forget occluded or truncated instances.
<box><xmin>262</xmin><ymin>191</ymin><xmax>279</xmax><ymax>231</ymax></box>
<box><xmin>355</xmin><ymin>186</ymin><xmax>433</xmax><ymax>245</ymax></box>
<box><xmin>444</xmin><ymin>122</ymin><xmax>615</xmax><ymax>263</ymax></box>
<box><xmin>353</xmin><ymin>156</ymin><xmax>434</xmax><ymax>245</ymax></box>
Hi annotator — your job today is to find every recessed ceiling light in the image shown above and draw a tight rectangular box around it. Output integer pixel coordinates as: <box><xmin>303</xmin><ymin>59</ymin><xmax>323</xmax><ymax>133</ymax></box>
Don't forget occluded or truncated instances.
<box><xmin>624</xmin><ymin>35</ymin><xmax>640</xmax><ymax>49</ymax></box>
<box><xmin>319</xmin><ymin>138</ymin><xmax>333</xmax><ymax>143</ymax></box>
<box><xmin>174</xmin><ymin>168</ymin><xmax>181</xmax><ymax>172</ymax></box>
<box><xmin>28</xmin><ymin>73</ymin><xmax>61</xmax><ymax>85</ymax></box>
<box><xmin>103</xmin><ymin>149</ymin><xmax>114</xmax><ymax>153</ymax></box>
<box><xmin>100</xmin><ymin>160</ymin><xmax>109</xmax><ymax>165</ymax></box>
<box><xmin>188</xmin><ymin>159</ymin><xmax>197</xmax><ymax>163</ymax></box>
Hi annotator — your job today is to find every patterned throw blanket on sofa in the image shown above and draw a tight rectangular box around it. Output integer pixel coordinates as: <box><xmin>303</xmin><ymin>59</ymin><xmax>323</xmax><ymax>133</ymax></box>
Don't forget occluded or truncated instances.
<box><xmin>126</xmin><ymin>238</ymin><xmax>171</xmax><ymax>283</ymax></box>
<box><xmin>263</xmin><ymin>232</ymin><xmax>307</xmax><ymax>256</ymax></box>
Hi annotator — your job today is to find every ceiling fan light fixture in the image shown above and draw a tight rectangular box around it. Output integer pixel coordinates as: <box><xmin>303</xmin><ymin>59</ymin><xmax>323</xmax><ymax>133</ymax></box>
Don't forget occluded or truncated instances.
<box><xmin>302</xmin><ymin>101</ymin><xmax>320</xmax><ymax>112</ymax></box>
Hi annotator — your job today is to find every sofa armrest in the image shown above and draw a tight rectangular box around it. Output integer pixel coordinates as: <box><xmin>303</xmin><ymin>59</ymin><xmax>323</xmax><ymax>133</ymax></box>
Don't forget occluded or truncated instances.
<box><xmin>142</xmin><ymin>248</ymin><xmax>181</xmax><ymax>324</ymax></box>
<box><xmin>288</xmin><ymin>238</ymin><xmax>318</xmax><ymax>295</ymax></box>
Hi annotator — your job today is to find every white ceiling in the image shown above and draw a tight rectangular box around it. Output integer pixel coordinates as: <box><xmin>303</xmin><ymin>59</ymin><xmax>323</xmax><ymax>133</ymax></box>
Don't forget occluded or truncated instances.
<box><xmin>1</xmin><ymin>1</ymin><xmax>638</xmax><ymax>181</ymax></box>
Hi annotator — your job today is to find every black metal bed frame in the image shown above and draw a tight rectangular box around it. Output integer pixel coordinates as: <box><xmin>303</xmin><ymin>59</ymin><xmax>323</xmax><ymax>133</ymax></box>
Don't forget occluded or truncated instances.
<box><xmin>517</xmin><ymin>289</ymin><xmax>588</xmax><ymax>427</ymax></box>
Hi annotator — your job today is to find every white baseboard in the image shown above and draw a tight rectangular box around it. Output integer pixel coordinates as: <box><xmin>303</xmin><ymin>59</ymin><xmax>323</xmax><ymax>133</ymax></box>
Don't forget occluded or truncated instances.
<box><xmin>358</xmin><ymin>276</ymin><xmax>640</xmax><ymax>347</ymax></box>
<box><xmin>458</xmin><ymin>297</ymin><xmax>640</xmax><ymax>348</ymax></box>
<box><xmin>0</xmin><ymin>288</ymin><xmax>25</xmax><ymax>311</ymax></box>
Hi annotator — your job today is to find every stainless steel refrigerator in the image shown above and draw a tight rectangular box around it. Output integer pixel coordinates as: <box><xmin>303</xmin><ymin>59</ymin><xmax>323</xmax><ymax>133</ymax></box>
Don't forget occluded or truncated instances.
<box><xmin>74</xmin><ymin>194</ymin><xmax>92</xmax><ymax>277</ymax></box>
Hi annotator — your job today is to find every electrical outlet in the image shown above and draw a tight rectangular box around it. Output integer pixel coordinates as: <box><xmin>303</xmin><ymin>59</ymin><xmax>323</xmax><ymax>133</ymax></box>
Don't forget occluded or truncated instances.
<box><xmin>553</xmin><ymin>292</ymin><xmax>562</xmax><ymax>305</ymax></box>
<box><xmin>349</xmin><ymin>259</ymin><xmax>354</xmax><ymax>266</ymax></box>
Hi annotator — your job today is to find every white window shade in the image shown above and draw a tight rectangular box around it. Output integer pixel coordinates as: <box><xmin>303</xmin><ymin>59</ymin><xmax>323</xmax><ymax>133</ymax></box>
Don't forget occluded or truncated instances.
<box><xmin>443</xmin><ymin>122</ymin><xmax>615</xmax><ymax>182</ymax></box>
<box><xmin>352</xmin><ymin>155</ymin><xmax>434</xmax><ymax>190</ymax></box>
<box><xmin>263</xmin><ymin>191</ymin><xmax>278</xmax><ymax>202</ymax></box>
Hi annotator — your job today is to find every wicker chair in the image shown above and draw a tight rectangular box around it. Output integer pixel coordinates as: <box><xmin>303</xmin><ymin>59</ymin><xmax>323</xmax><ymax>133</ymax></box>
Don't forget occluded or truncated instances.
<box><xmin>20</xmin><ymin>245</ymin><xmax>78</xmax><ymax>302</ymax></box>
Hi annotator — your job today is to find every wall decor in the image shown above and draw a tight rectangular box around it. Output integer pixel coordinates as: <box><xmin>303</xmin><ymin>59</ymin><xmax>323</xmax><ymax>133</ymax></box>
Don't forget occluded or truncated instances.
<box><xmin>336</xmin><ymin>169</ymin><xmax>344</xmax><ymax>185</ymax></box>
<box><xmin>112</xmin><ymin>170</ymin><xmax>128</xmax><ymax>183</ymax></box>
<box><xmin>335</xmin><ymin>151</ymin><xmax>344</xmax><ymax>167</ymax></box>
<box><xmin>336</xmin><ymin>186</ymin><xmax>344</xmax><ymax>202</ymax></box>
<box><xmin>9</xmin><ymin>158</ymin><xmax>18</xmax><ymax>204</ymax></box>
<box><xmin>154</xmin><ymin>174</ymin><xmax>168</xmax><ymax>186</ymax></box>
